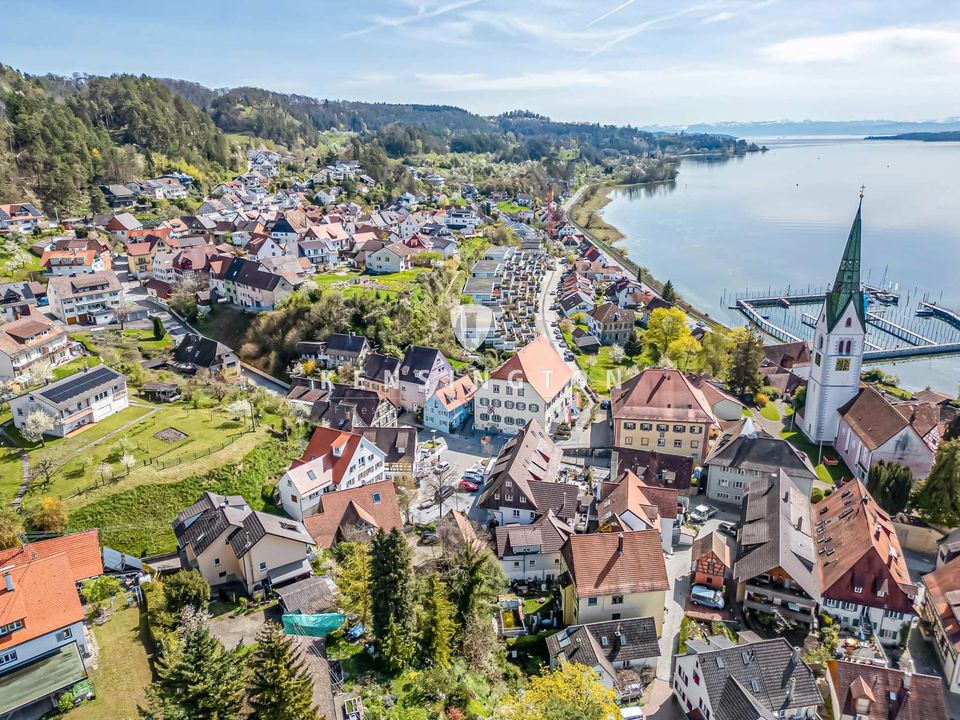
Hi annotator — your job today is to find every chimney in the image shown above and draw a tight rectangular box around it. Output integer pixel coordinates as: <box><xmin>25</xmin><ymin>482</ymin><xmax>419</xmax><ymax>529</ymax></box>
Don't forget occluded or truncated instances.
<box><xmin>875</xmin><ymin>523</ymin><xmax>882</xmax><ymax>539</ymax></box>
<box><xmin>2</xmin><ymin>568</ymin><xmax>13</xmax><ymax>592</ymax></box>
<box><xmin>787</xmin><ymin>677</ymin><xmax>796</xmax><ymax>703</ymax></box>
<box><xmin>796</xmin><ymin>515</ymin><xmax>803</xmax><ymax>532</ymax></box>
<box><xmin>617</xmin><ymin>532</ymin><xmax>624</xmax><ymax>555</ymax></box>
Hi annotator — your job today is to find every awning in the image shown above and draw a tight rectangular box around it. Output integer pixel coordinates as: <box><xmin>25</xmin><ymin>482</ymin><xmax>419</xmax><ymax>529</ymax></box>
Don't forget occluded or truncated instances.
<box><xmin>267</xmin><ymin>558</ymin><xmax>311</xmax><ymax>587</ymax></box>
<box><xmin>0</xmin><ymin>643</ymin><xmax>87</xmax><ymax>715</ymax></box>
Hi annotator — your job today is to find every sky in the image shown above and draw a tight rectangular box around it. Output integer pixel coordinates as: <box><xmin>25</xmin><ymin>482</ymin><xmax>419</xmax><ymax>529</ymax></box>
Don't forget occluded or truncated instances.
<box><xmin>4</xmin><ymin>0</ymin><xmax>960</xmax><ymax>126</ymax></box>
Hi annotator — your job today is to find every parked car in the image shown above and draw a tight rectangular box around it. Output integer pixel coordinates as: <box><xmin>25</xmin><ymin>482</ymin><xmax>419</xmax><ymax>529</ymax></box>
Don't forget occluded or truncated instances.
<box><xmin>621</xmin><ymin>707</ymin><xmax>645</xmax><ymax>720</ymax></box>
<box><xmin>690</xmin><ymin>584</ymin><xmax>725</xmax><ymax>609</ymax></box>
<box><xmin>420</xmin><ymin>531</ymin><xmax>440</xmax><ymax>545</ymax></box>
<box><xmin>458</xmin><ymin>480</ymin><xmax>479</xmax><ymax>492</ymax></box>
<box><xmin>435</xmin><ymin>485</ymin><xmax>456</xmax><ymax>501</ymax></box>
<box><xmin>689</xmin><ymin>505</ymin><xmax>717</xmax><ymax>523</ymax></box>
<box><xmin>563</xmin><ymin>351</ymin><xmax>575</xmax><ymax>361</ymax></box>
<box><xmin>461</xmin><ymin>470</ymin><xmax>484</xmax><ymax>484</ymax></box>
<box><xmin>717</xmin><ymin>521</ymin><xmax>737</xmax><ymax>537</ymax></box>
<box><xmin>434</xmin><ymin>460</ymin><xmax>451</xmax><ymax>474</ymax></box>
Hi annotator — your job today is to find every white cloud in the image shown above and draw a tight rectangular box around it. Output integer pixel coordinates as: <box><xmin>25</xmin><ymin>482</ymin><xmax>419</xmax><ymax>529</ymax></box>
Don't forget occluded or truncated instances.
<box><xmin>586</xmin><ymin>0</ymin><xmax>638</xmax><ymax>28</ymax></box>
<box><xmin>760</xmin><ymin>27</ymin><xmax>960</xmax><ymax>65</ymax></box>
<box><xmin>702</xmin><ymin>11</ymin><xmax>734</xmax><ymax>23</ymax></box>
<box><xmin>342</xmin><ymin>0</ymin><xmax>482</xmax><ymax>39</ymax></box>
<box><xmin>586</xmin><ymin>1</ymin><xmax>722</xmax><ymax>57</ymax></box>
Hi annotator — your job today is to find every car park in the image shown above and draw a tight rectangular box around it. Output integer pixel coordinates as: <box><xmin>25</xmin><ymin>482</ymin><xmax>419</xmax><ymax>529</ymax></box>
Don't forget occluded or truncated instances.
<box><xmin>690</xmin><ymin>584</ymin><xmax>725</xmax><ymax>609</ymax></box>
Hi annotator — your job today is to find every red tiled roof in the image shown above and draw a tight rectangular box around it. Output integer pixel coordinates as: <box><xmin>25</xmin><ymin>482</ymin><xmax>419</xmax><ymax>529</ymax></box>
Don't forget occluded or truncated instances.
<box><xmin>0</xmin><ymin>553</ymin><xmax>85</xmax><ymax>650</ymax></box>
<box><xmin>0</xmin><ymin>529</ymin><xmax>102</xmax><ymax>583</ymax></box>
<box><xmin>922</xmin><ymin>556</ymin><xmax>960</xmax><ymax>653</ymax></box>
<box><xmin>489</xmin><ymin>336</ymin><xmax>572</xmax><ymax>403</ymax></box>
<box><xmin>302</xmin><ymin>480</ymin><xmax>402</xmax><ymax>547</ymax></box>
<box><xmin>612</xmin><ymin>368</ymin><xmax>715</xmax><ymax>424</ymax></box>
<box><xmin>293</xmin><ymin>426</ymin><xmax>366</xmax><ymax>488</ymax></box>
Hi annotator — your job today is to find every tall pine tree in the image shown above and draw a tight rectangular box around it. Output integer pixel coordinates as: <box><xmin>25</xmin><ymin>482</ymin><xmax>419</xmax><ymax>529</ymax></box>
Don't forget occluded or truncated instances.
<box><xmin>419</xmin><ymin>573</ymin><xmax>456</xmax><ymax>668</ymax></box>
<box><xmin>148</xmin><ymin>607</ymin><xmax>246</xmax><ymax>720</ymax></box>
<box><xmin>727</xmin><ymin>327</ymin><xmax>764</xmax><ymax>397</ymax></box>
<box><xmin>247</xmin><ymin>622</ymin><xmax>317</xmax><ymax>720</ymax></box>
<box><xmin>913</xmin><ymin>439</ymin><xmax>960</xmax><ymax>526</ymax></box>
<box><xmin>868</xmin><ymin>461</ymin><xmax>913</xmax><ymax>515</ymax></box>
<box><xmin>370</xmin><ymin>528</ymin><xmax>414</xmax><ymax>642</ymax></box>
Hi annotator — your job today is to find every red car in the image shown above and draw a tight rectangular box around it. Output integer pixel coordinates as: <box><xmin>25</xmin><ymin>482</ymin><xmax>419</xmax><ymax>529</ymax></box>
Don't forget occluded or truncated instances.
<box><xmin>458</xmin><ymin>480</ymin><xmax>479</xmax><ymax>492</ymax></box>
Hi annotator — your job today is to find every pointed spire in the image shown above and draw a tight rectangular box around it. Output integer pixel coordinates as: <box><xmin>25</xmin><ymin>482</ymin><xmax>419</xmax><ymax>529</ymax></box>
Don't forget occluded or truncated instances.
<box><xmin>826</xmin><ymin>195</ymin><xmax>866</xmax><ymax>331</ymax></box>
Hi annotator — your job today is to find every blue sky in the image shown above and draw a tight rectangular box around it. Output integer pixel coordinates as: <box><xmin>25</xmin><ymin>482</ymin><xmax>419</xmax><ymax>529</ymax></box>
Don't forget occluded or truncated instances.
<box><xmin>5</xmin><ymin>1</ymin><xmax>959</xmax><ymax>125</ymax></box>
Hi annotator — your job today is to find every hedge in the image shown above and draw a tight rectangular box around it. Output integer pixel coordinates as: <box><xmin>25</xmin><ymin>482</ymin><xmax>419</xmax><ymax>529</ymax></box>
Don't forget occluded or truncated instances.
<box><xmin>68</xmin><ymin>437</ymin><xmax>303</xmax><ymax>557</ymax></box>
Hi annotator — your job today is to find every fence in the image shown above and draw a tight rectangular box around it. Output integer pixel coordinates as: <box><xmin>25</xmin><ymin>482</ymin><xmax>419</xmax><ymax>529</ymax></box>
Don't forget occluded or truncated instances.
<box><xmin>62</xmin><ymin>431</ymin><xmax>247</xmax><ymax>499</ymax></box>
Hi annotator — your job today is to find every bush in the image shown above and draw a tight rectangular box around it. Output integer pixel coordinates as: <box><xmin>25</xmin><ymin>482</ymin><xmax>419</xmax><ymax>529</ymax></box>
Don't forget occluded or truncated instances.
<box><xmin>753</xmin><ymin>392</ymin><xmax>770</xmax><ymax>407</ymax></box>
<box><xmin>57</xmin><ymin>692</ymin><xmax>74</xmax><ymax>714</ymax></box>
<box><xmin>811</xmin><ymin>488</ymin><xmax>824</xmax><ymax>504</ymax></box>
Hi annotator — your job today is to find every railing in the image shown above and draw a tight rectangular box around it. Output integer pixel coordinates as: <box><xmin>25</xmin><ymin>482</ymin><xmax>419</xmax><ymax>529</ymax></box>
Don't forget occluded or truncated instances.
<box><xmin>745</xmin><ymin>582</ymin><xmax>817</xmax><ymax>608</ymax></box>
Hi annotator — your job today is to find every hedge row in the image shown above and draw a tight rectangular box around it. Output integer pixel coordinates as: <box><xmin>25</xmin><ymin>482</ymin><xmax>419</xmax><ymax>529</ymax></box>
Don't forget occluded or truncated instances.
<box><xmin>68</xmin><ymin>437</ymin><xmax>303</xmax><ymax>557</ymax></box>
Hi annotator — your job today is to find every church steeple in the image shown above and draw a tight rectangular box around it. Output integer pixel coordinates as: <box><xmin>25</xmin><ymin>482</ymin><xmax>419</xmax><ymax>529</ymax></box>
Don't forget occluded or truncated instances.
<box><xmin>825</xmin><ymin>195</ymin><xmax>866</xmax><ymax>331</ymax></box>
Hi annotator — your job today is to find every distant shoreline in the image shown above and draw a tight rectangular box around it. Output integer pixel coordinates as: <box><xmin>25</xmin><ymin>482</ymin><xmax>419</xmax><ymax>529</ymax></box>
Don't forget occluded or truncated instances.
<box><xmin>865</xmin><ymin>131</ymin><xmax>960</xmax><ymax>142</ymax></box>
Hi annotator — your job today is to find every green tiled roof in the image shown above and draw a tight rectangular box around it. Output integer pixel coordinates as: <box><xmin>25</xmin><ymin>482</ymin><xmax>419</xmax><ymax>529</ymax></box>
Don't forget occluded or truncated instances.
<box><xmin>826</xmin><ymin>200</ymin><xmax>866</xmax><ymax>331</ymax></box>
<box><xmin>0</xmin><ymin>643</ymin><xmax>87</xmax><ymax>715</ymax></box>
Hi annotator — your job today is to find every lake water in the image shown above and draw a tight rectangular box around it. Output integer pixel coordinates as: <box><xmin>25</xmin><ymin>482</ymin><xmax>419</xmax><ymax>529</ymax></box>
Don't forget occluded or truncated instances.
<box><xmin>602</xmin><ymin>137</ymin><xmax>960</xmax><ymax>394</ymax></box>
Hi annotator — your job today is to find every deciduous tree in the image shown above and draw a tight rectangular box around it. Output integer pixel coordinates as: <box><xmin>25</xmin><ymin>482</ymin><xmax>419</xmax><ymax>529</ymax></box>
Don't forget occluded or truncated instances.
<box><xmin>0</xmin><ymin>508</ymin><xmax>24</xmax><ymax>550</ymax></box>
<box><xmin>496</xmin><ymin>662</ymin><xmax>619</xmax><ymax>720</ymax></box>
<box><xmin>22</xmin><ymin>410</ymin><xmax>54</xmax><ymax>446</ymax></box>
<box><xmin>33</xmin><ymin>496</ymin><xmax>68</xmax><ymax>533</ymax></box>
<box><xmin>83</xmin><ymin>575</ymin><xmax>122</xmax><ymax>616</ymax></box>
<box><xmin>643</xmin><ymin>307</ymin><xmax>689</xmax><ymax>363</ymax></box>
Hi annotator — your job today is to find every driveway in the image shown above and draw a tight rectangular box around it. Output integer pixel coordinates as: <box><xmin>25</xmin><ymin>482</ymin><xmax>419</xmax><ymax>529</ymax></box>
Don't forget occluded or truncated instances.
<box><xmin>641</xmin><ymin>679</ymin><xmax>685</xmax><ymax>720</ymax></box>
<box><xmin>208</xmin><ymin>606</ymin><xmax>280</xmax><ymax>648</ymax></box>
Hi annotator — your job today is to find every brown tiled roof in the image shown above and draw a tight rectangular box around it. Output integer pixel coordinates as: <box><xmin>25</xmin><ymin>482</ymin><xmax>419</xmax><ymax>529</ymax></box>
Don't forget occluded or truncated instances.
<box><xmin>561</xmin><ymin>530</ymin><xmax>669</xmax><ymax>598</ymax></box>
<box><xmin>598</xmin><ymin>471</ymin><xmax>664</xmax><ymax>531</ymax></box>
<box><xmin>692</xmin><ymin>531</ymin><xmax>731</xmax><ymax>568</ymax></box>
<box><xmin>612</xmin><ymin>448</ymin><xmax>693</xmax><ymax>494</ymax></box>
<box><xmin>0</xmin><ymin>529</ymin><xmax>103</xmax><ymax>582</ymax></box>
<box><xmin>921</xmin><ymin>555</ymin><xmax>960</xmax><ymax>653</ymax></box>
<box><xmin>828</xmin><ymin>661</ymin><xmax>946</xmax><ymax>720</ymax></box>
<box><xmin>815</xmin><ymin>479</ymin><xmax>916</xmax><ymax>611</ymax></box>
<box><xmin>838</xmin><ymin>386</ymin><xmax>935</xmax><ymax>450</ymax></box>
<box><xmin>489</xmin><ymin>336</ymin><xmax>572</xmax><ymax>403</ymax></box>
<box><xmin>494</xmin><ymin>510</ymin><xmax>573</xmax><ymax>557</ymax></box>
<box><xmin>612</xmin><ymin>368</ymin><xmax>715</xmax><ymax>424</ymax></box>
<box><xmin>302</xmin><ymin>480</ymin><xmax>402</xmax><ymax>547</ymax></box>
<box><xmin>589</xmin><ymin>302</ymin><xmax>635</xmax><ymax>325</ymax></box>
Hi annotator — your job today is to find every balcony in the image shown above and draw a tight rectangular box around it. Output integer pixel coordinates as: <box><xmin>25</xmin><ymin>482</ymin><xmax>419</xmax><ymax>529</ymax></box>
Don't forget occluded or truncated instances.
<box><xmin>745</xmin><ymin>582</ymin><xmax>816</xmax><ymax>609</ymax></box>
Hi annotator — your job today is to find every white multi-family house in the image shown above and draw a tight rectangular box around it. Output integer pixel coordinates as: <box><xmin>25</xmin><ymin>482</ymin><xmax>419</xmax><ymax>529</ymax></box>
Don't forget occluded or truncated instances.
<box><xmin>0</xmin><ymin>315</ymin><xmax>71</xmax><ymax>381</ymax></box>
<box><xmin>494</xmin><ymin>511</ymin><xmax>574</xmax><ymax>582</ymax></box>
<box><xmin>46</xmin><ymin>272</ymin><xmax>124</xmax><ymax>325</ymax></box>
<box><xmin>366</xmin><ymin>242</ymin><xmax>420</xmax><ymax>274</ymax></box>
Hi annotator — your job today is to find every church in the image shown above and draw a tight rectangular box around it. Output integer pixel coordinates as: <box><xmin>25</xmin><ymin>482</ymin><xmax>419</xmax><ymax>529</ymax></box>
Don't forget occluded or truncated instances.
<box><xmin>800</xmin><ymin>198</ymin><xmax>940</xmax><ymax>481</ymax></box>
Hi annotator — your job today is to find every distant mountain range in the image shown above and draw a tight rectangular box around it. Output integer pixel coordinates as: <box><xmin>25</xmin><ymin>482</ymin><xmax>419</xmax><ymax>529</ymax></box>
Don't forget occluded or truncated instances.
<box><xmin>642</xmin><ymin>119</ymin><xmax>960</xmax><ymax>138</ymax></box>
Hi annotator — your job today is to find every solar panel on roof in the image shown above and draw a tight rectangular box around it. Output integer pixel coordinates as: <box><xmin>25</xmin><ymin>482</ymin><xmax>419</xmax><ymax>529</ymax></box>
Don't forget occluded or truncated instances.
<box><xmin>38</xmin><ymin>365</ymin><xmax>120</xmax><ymax>404</ymax></box>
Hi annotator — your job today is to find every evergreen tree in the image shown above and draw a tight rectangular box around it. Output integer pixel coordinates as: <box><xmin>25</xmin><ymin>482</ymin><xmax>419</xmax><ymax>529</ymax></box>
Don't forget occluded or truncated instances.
<box><xmin>370</xmin><ymin>527</ymin><xmax>414</xmax><ymax>642</ymax></box>
<box><xmin>247</xmin><ymin>622</ymin><xmax>317</xmax><ymax>720</ymax></box>
<box><xmin>913</xmin><ymin>440</ymin><xmax>960</xmax><ymax>526</ymax></box>
<box><xmin>382</xmin><ymin>615</ymin><xmax>416</xmax><ymax>672</ymax></box>
<box><xmin>661</xmin><ymin>279</ymin><xmax>677</xmax><ymax>303</ymax></box>
<box><xmin>163</xmin><ymin>569</ymin><xmax>211</xmax><ymax>614</ymax></box>
<box><xmin>945</xmin><ymin>413</ymin><xmax>960</xmax><ymax>442</ymax></box>
<box><xmin>443</xmin><ymin>536</ymin><xmax>505</xmax><ymax>630</ymax></box>
<box><xmin>152</xmin><ymin>315</ymin><xmax>165</xmax><ymax>340</ymax></box>
<box><xmin>419</xmin><ymin>573</ymin><xmax>456</xmax><ymax>668</ymax></box>
<box><xmin>868</xmin><ymin>461</ymin><xmax>914</xmax><ymax>515</ymax></box>
<box><xmin>727</xmin><ymin>328</ymin><xmax>764</xmax><ymax>397</ymax></box>
<box><xmin>623</xmin><ymin>333</ymin><xmax>642</xmax><ymax>358</ymax></box>
<box><xmin>149</xmin><ymin>607</ymin><xmax>246</xmax><ymax>720</ymax></box>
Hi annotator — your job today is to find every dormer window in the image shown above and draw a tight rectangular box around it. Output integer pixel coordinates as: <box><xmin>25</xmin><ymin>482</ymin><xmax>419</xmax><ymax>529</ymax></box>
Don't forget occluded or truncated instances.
<box><xmin>853</xmin><ymin>583</ymin><xmax>863</xmax><ymax>593</ymax></box>
<box><xmin>855</xmin><ymin>699</ymin><xmax>870</xmax><ymax>714</ymax></box>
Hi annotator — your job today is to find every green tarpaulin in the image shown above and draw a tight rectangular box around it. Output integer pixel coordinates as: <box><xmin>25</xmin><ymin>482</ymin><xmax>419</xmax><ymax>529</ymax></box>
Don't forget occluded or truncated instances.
<box><xmin>282</xmin><ymin>613</ymin><xmax>347</xmax><ymax>638</ymax></box>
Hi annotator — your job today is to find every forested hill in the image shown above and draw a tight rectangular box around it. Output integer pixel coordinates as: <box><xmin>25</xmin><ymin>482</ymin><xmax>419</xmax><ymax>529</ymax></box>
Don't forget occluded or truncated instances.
<box><xmin>0</xmin><ymin>66</ymin><xmax>237</xmax><ymax>215</ymax></box>
<box><xmin>865</xmin><ymin>131</ymin><xmax>960</xmax><ymax>142</ymax></box>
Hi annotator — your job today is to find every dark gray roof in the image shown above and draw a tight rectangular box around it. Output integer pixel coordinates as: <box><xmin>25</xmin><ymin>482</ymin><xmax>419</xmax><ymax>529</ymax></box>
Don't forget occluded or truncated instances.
<box><xmin>706</xmin><ymin>419</ymin><xmax>816</xmax><ymax>478</ymax></box>
<box><xmin>173</xmin><ymin>333</ymin><xmax>236</xmax><ymax>368</ymax></box>
<box><xmin>275</xmin><ymin>575</ymin><xmax>337</xmax><ymax>614</ymax></box>
<box><xmin>287</xmin><ymin>382</ymin><xmax>391</xmax><ymax>429</ymax></box>
<box><xmin>326</xmin><ymin>333</ymin><xmax>369</xmax><ymax>357</ymax></box>
<box><xmin>494</xmin><ymin>511</ymin><xmax>573</xmax><ymax>557</ymax></box>
<box><xmin>689</xmin><ymin>637</ymin><xmax>821</xmax><ymax>716</ymax></box>
<box><xmin>227</xmin><ymin>512</ymin><xmax>311</xmax><ymax>558</ymax></box>
<box><xmin>358</xmin><ymin>426</ymin><xmax>416</xmax><ymax>465</ymax></box>
<box><xmin>176</xmin><ymin>504</ymin><xmax>246</xmax><ymax>555</ymax></box>
<box><xmin>612</xmin><ymin>448</ymin><xmax>693</xmax><ymax>493</ymax></box>
<box><xmin>717</xmin><ymin>677</ymin><xmax>778</xmax><ymax>720</ymax></box>
<box><xmin>733</xmin><ymin>470</ymin><xmax>820</xmax><ymax>599</ymax></box>
<box><xmin>398</xmin><ymin>345</ymin><xmax>447</xmax><ymax>385</ymax></box>
<box><xmin>223</xmin><ymin>257</ymin><xmax>284</xmax><ymax>291</ymax></box>
<box><xmin>360</xmin><ymin>352</ymin><xmax>400</xmax><ymax>385</ymax></box>
<box><xmin>545</xmin><ymin>617</ymin><xmax>660</xmax><ymax>683</ymax></box>
<box><xmin>34</xmin><ymin>365</ymin><xmax>126</xmax><ymax>408</ymax></box>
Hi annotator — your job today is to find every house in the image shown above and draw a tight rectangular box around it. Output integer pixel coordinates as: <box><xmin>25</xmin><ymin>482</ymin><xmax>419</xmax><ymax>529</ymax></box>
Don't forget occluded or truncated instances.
<box><xmin>611</xmin><ymin>368</ymin><xmax>716</xmax><ymax>462</ymax></box>
<box><xmin>560</xmin><ymin>530</ymin><xmax>669</xmax><ymax>631</ymax></box>
<box><xmin>46</xmin><ymin>272</ymin><xmax>123</xmax><ymax>325</ymax></box>
<box><xmin>40</xmin><ymin>248</ymin><xmax>107</xmax><ymax>276</ymax></box>
<box><xmin>835</xmin><ymin>386</ymin><xmax>938</xmax><ymax>482</ymax></box>
<box><xmin>125</xmin><ymin>236</ymin><xmax>160</xmax><ymax>278</ymax></box>
<box><xmin>692</xmin><ymin>531</ymin><xmax>731</xmax><ymax>590</ymax></box>
<box><xmin>586</xmin><ymin>303</ymin><xmax>636</xmax><ymax>346</ymax></box>
<box><xmin>220</xmin><ymin>257</ymin><xmax>296</xmax><ymax>311</ymax></box>
<box><xmin>546</xmin><ymin>618</ymin><xmax>660</xmax><ymax>694</ymax></box>
<box><xmin>0</xmin><ymin>281</ymin><xmax>45</xmax><ymax>322</ymax></box>
<box><xmin>358</xmin><ymin>352</ymin><xmax>402</xmax><ymax>406</ymax></box>
<box><xmin>763</xmin><ymin>341</ymin><xmax>812</xmax><ymax>379</ymax></box>
<box><xmin>474</xmin><ymin>336</ymin><xmax>575</xmax><ymax>436</ymax></box>
<box><xmin>494</xmin><ymin>510</ymin><xmax>574</xmax><ymax>582</ymax></box>
<box><xmin>424</xmin><ymin>374</ymin><xmax>477</xmax><ymax>433</ymax></box>
<box><xmin>274</xmin><ymin>575</ymin><xmax>337</xmax><ymax>616</ymax></box>
<box><xmin>919</xmin><ymin>555</ymin><xmax>960</xmax><ymax>692</ymax></box>
<box><xmin>286</xmin><ymin>381</ymin><xmax>398</xmax><ymax>430</ymax></box>
<box><xmin>358</xmin><ymin>427</ymin><xmax>418</xmax><ymax>484</ymax></box>
<box><xmin>173</xmin><ymin>492</ymin><xmax>313</xmax><ymax>596</ymax></box>
<box><xmin>733</xmin><ymin>469</ymin><xmax>821</xmax><ymax>628</ymax></box>
<box><xmin>477</xmin><ymin>420</ymin><xmax>580</xmax><ymax>526</ymax></box>
<box><xmin>827</xmin><ymin>661</ymin><xmax>946</xmax><ymax>720</ymax></box>
<box><xmin>10</xmin><ymin>365</ymin><xmax>129</xmax><ymax>438</ymax></box>
<box><xmin>515</xmin><ymin>192</ymin><xmax>534</xmax><ymax>207</ymax></box>
<box><xmin>816</xmin><ymin>479</ymin><xmax>916</xmax><ymax>644</ymax></box>
<box><xmin>571</xmin><ymin>327</ymin><xmax>601</xmax><ymax>354</ymax></box>
<box><xmin>672</xmin><ymin>635</ymin><xmax>821</xmax><ymax>720</ymax></box>
<box><xmin>704</xmin><ymin>417</ymin><xmax>817</xmax><ymax>505</ymax></box>
<box><xmin>0</xmin><ymin>202</ymin><xmax>48</xmax><ymax>234</ymax></box>
<box><xmin>323</xmin><ymin>333</ymin><xmax>370</xmax><ymax>370</ymax></box>
<box><xmin>560</xmin><ymin>291</ymin><xmax>595</xmax><ymax>318</ymax></box>
<box><xmin>0</xmin><ymin>315</ymin><xmax>71</xmax><ymax>380</ymax></box>
<box><xmin>302</xmin><ymin>480</ymin><xmax>403</xmax><ymax>548</ymax></box>
<box><xmin>103</xmin><ymin>212</ymin><xmax>142</xmax><ymax>240</ymax></box>
<box><xmin>280</xmin><ymin>427</ymin><xmax>387</xmax><ymax>519</ymax></box>
<box><xmin>937</xmin><ymin>528</ymin><xmax>960</xmax><ymax>568</ymax></box>
<box><xmin>171</xmin><ymin>333</ymin><xmax>239</xmax><ymax>376</ymax></box>
<box><xmin>99</xmin><ymin>184</ymin><xmax>136</xmax><ymax>209</ymax></box>
<box><xmin>0</xmin><ymin>557</ymin><xmax>90</xmax><ymax>716</ymax></box>
<box><xmin>366</xmin><ymin>242</ymin><xmax>420</xmax><ymax>274</ymax></box>
<box><xmin>687</xmin><ymin>375</ymin><xmax>748</xmax><ymax>422</ymax></box>
<box><xmin>596</xmin><ymin>471</ymin><xmax>680</xmax><ymax>554</ymax></box>
<box><xmin>611</xmin><ymin>448</ymin><xmax>695</xmax><ymax>497</ymax></box>
<box><xmin>396</xmin><ymin>345</ymin><xmax>453</xmax><ymax>412</ymax></box>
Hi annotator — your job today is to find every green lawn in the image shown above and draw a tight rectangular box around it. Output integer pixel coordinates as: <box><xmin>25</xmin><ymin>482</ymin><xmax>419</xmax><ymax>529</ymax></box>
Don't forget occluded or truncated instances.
<box><xmin>69</xmin><ymin>607</ymin><xmax>153</xmax><ymax>720</ymax></box>
<box><xmin>780</xmin><ymin>428</ymin><xmax>851</xmax><ymax>485</ymax></box>
<box><xmin>309</xmin><ymin>269</ymin><xmax>362</xmax><ymax>290</ymax></box>
<box><xmin>759</xmin><ymin>403</ymin><xmax>781</xmax><ymax>421</ymax></box>
<box><xmin>575</xmin><ymin>346</ymin><xmax>638</xmax><ymax>396</ymax></box>
<box><xmin>742</xmin><ymin>407</ymin><xmax>754</xmax><ymax>418</ymax></box>
<box><xmin>497</xmin><ymin>201</ymin><xmax>528</xmax><ymax>214</ymax></box>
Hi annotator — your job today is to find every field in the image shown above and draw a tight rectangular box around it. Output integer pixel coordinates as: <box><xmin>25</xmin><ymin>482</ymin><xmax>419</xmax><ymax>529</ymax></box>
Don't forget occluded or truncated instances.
<box><xmin>497</xmin><ymin>201</ymin><xmax>529</xmax><ymax>214</ymax></box>
<box><xmin>69</xmin><ymin>607</ymin><xmax>153</xmax><ymax>720</ymax></box>
<box><xmin>569</xmin><ymin>184</ymin><xmax>624</xmax><ymax>245</ymax></box>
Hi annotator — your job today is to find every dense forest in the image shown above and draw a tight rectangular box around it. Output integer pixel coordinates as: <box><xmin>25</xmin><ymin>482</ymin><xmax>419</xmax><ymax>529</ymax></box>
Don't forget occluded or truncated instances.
<box><xmin>0</xmin><ymin>67</ymin><xmax>238</xmax><ymax>215</ymax></box>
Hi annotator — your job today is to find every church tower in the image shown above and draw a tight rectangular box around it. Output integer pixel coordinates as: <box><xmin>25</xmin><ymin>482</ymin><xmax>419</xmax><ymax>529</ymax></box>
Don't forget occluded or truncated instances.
<box><xmin>802</xmin><ymin>197</ymin><xmax>867</xmax><ymax>444</ymax></box>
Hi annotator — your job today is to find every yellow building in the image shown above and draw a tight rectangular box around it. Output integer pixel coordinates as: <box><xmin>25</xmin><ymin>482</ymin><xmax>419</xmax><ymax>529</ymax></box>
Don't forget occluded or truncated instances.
<box><xmin>559</xmin><ymin>530</ymin><xmax>669</xmax><ymax>634</ymax></box>
<box><xmin>611</xmin><ymin>368</ymin><xmax>716</xmax><ymax>462</ymax></box>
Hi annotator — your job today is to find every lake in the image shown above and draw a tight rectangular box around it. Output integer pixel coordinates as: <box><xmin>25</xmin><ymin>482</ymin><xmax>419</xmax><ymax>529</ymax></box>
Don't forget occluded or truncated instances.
<box><xmin>602</xmin><ymin>137</ymin><xmax>960</xmax><ymax>394</ymax></box>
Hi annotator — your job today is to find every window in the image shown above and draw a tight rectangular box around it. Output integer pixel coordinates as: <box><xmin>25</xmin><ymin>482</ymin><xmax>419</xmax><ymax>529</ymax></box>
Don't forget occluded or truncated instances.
<box><xmin>673</xmin><ymin>425</ymin><xmax>686</xmax><ymax>433</ymax></box>
<box><xmin>625</xmin><ymin>437</ymin><xmax>634</xmax><ymax>445</ymax></box>
<box><xmin>641</xmin><ymin>438</ymin><xmax>649</xmax><ymax>446</ymax></box>
<box><xmin>612</xmin><ymin>595</ymin><xmax>624</xmax><ymax>605</ymax></box>
<box><xmin>514</xmin><ymin>561</ymin><xmax>520</xmax><ymax>568</ymax></box>
<box><xmin>372</xmin><ymin>492</ymin><xmax>382</xmax><ymax>504</ymax></box>
<box><xmin>612</xmin><ymin>613</ymin><xmax>621</xmax><ymax>620</ymax></box>
<box><xmin>219</xmin><ymin>571</ymin><xmax>227</xmax><ymax>578</ymax></box>
<box><xmin>657</xmin><ymin>439</ymin><xmax>665</xmax><ymax>447</ymax></box>
<box><xmin>259</xmin><ymin>562</ymin><xmax>267</xmax><ymax>571</ymax></box>
<box><xmin>657</xmin><ymin>424</ymin><xmax>669</xmax><ymax>432</ymax></box>
<box><xmin>529</xmin><ymin>560</ymin><xmax>536</xmax><ymax>566</ymax></box>
<box><xmin>853</xmin><ymin>583</ymin><xmax>863</xmax><ymax>593</ymax></box>
<box><xmin>493</xmin><ymin>385</ymin><xmax>500</xmax><ymax>393</ymax></box>
<box><xmin>0</xmin><ymin>620</ymin><xmax>24</xmax><ymax>635</ymax></box>
<box><xmin>512</xmin><ymin>509</ymin><xmax>521</xmax><ymax>518</ymax></box>
<box><xmin>815</xmin><ymin>352</ymin><xmax>821</xmax><ymax>366</ymax></box>
<box><xmin>290</xmin><ymin>495</ymin><xmax>298</xmax><ymax>504</ymax></box>
<box><xmin>845</xmin><ymin>317</ymin><xmax>852</xmax><ymax>327</ymax></box>
<box><xmin>674</xmin><ymin>439</ymin><xmax>682</xmax><ymax>448</ymax></box>
<box><xmin>0</xmin><ymin>650</ymin><xmax>16</xmax><ymax>666</ymax></box>
<box><xmin>57</xmin><ymin>628</ymin><xmax>73</xmax><ymax>641</ymax></box>
<box><xmin>588</xmin><ymin>597</ymin><xmax>598</xmax><ymax>606</ymax></box>
<box><xmin>555</xmin><ymin>558</ymin><xmax>561</xmax><ymax>564</ymax></box>
<box><xmin>214</xmin><ymin>558</ymin><xmax>221</xmax><ymax>566</ymax></box>
<box><xmin>640</xmin><ymin>423</ymin><xmax>652</xmax><ymax>431</ymax></box>
<box><xmin>624</xmin><ymin>422</ymin><xmax>636</xmax><ymax>430</ymax></box>
<box><xmin>883</xmin><ymin>610</ymin><xmax>904</xmax><ymax>620</ymax></box>
<box><xmin>691</xmin><ymin>440</ymin><xmax>699</xmax><ymax>449</ymax></box>
<box><xmin>529</xmin><ymin>403</ymin><xmax>539</xmax><ymax>412</ymax></box>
